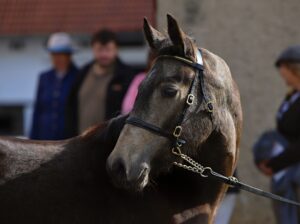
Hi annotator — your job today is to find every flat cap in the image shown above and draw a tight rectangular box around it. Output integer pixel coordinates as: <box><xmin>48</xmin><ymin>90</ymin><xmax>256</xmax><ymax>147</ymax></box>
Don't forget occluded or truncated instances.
<box><xmin>275</xmin><ymin>45</ymin><xmax>300</xmax><ymax>67</ymax></box>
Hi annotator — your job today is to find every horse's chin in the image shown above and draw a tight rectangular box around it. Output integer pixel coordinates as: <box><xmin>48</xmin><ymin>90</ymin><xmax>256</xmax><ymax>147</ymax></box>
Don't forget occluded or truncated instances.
<box><xmin>128</xmin><ymin>172</ymin><xmax>149</xmax><ymax>192</ymax></box>
<box><xmin>110</xmin><ymin>171</ymin><xmax>150</xmax><ymax>193</ymax></box>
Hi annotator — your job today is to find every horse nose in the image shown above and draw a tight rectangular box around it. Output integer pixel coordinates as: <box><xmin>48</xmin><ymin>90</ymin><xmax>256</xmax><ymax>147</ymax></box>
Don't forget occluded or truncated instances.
<box><xmin>107</xmin><ymin>156</ymin><xmax>127</xmax><ymax>180</ymax></box>
<box><xmin>127</xmin><ymin>162</ymin><xmax>149</xmax><ymax>182</ymax></box>
<box><xmin>107</xmin><ymin>154</ymin><xmax>150</xmax><ymax>189</ymax></box>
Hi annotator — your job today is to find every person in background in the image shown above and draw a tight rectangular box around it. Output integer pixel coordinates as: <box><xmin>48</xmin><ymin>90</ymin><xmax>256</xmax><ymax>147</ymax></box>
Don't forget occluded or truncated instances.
<box><xmin>259</xmin><ymin>46</ymin><xmax>300</xmax><ymax>173</ymax></box>
<box><xmin>122</xmin><ymin>51</ymin><xmax>156</xmax><ymax>114</ymax></box>
<box><xmin>258</xmin><ymin>45</ymin><xmax>300</xmax><ymax>224</ymax></box>
<box><xmin>30</xmin><ymin>33</ymin><xmax>78</xmax><ymax>140</ymax></box>
<box><xmin>65</xmin><ymin>29</ymin><xmax>135</xmax><ymax>137</ymax></box>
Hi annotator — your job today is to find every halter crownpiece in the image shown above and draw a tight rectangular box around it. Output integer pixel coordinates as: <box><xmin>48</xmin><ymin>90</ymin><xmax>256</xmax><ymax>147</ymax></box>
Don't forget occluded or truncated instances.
<box><xmin>125</xmin><ymin>49</ymin><xmax>300</xmax><ymax>207</ymax></box>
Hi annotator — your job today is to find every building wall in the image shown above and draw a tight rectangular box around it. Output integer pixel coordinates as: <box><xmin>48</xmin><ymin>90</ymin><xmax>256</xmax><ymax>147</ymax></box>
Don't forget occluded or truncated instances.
<box><xmin>156</xmin><ymin>1</ymin><xmax>300</xmax><ymax>223</ymax></box>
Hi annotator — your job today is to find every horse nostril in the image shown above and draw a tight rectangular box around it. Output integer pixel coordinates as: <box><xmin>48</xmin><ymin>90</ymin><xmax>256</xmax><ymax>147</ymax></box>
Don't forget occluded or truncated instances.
<box><xmin>110</xmin><ymin>158</ymin><xmax>126</xmax><ymax>179</ymax></box>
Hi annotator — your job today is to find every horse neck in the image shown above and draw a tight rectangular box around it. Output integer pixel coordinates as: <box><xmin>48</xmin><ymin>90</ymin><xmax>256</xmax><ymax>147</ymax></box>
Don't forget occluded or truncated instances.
<box><xmin>0</xmin><ymin>137</ymin><xmax>68</xmax><ymax>183</ymax></box>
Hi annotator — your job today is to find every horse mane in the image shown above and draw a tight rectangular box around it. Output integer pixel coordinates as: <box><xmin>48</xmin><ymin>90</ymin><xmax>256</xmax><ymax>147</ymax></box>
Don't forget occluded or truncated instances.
<box><xmin>80</xmin><ymin>115</ymin><xmax>128</xmax><ymax>146</ymax></box>
<box><xmin>80</xmin><ymin>122</ymin><xmax>109</xmax><ymax>139</ymax></box>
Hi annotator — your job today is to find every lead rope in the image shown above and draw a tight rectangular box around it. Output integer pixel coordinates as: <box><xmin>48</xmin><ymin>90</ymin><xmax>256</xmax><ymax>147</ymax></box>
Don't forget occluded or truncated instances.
<box><xmin>171</xmin><ymin>143</ymin><xmax>300</xmax><ymax>207</ymax></box>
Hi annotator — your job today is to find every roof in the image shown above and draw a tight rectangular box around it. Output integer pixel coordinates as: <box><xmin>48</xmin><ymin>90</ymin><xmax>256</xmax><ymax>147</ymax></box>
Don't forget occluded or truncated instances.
<box><xmin>0</xmin><ymin>0</ymin><xmax>156</xmax><ymax>36</ymax></box>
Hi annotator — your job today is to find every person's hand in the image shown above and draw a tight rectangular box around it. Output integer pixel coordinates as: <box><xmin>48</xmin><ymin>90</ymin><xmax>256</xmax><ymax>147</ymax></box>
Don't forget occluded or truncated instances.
<box><xmin>258</xmin><ymin>160</ymin><xmax>273</xmax><ymax>176</ymax></box>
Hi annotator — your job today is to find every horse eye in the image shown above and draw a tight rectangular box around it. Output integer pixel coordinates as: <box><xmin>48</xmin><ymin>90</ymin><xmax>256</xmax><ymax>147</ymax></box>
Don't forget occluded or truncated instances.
<box><xmin>161</xmin><ymin>86</ymin><xmax>178</xmax><ymax>97</ymax></box>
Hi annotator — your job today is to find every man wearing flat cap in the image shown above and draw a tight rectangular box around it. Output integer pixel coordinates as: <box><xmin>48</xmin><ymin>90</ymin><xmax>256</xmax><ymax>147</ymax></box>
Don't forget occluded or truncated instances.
<box><xmin>30</xmin><ymin>33</ymin><xmax>78</xmax><ymax>140</ymax></box>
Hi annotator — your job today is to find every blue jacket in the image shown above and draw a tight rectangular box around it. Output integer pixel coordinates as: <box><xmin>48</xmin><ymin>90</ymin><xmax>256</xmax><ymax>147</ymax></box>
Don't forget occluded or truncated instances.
<box><xmin>30</xmin><ymin>64</ymin><xmax>78</xmax><ymax>140</ymax></box>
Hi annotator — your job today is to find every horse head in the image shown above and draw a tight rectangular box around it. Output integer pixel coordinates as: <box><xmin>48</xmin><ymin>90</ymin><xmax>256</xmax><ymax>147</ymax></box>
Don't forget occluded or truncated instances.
<box><xmin>107</xmin><ymin>15</ymin><xmax>241</xmax><ymax>192</ymax></box>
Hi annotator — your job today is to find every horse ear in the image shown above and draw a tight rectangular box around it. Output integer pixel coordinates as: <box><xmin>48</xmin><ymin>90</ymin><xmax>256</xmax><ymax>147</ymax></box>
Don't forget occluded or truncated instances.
<box><xmin>143</xmin><ymin>18</ymin><xmax>165</xmax><ymax>49</ymax></box>
<box><xmin>167</xmin><ymin>14</ymin><xmax>186</xmax><ymax>55</ymax></box>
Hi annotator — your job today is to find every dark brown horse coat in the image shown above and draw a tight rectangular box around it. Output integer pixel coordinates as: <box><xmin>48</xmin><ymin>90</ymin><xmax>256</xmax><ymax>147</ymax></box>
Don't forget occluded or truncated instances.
<box><xmin>0</xmin><ymin>115</ymin><xmax>216</xmax><ymax>224</ymax></box>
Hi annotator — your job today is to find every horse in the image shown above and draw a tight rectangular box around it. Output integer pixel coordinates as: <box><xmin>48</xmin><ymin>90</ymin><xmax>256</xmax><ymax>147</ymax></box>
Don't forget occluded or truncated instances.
<box><xmin>0</xmin><ymin>115</ymin><xmax>198</xmax><ymax>224</ymax></box>
<box><xmin>0</xmin><ymin>114</ymin><xmax>228</xmax><ymax>224</ymax></box>
<box><xmin>107</xmin><ymin>14</ymin><xmax>243</xmax><ymax>224</ymax></box>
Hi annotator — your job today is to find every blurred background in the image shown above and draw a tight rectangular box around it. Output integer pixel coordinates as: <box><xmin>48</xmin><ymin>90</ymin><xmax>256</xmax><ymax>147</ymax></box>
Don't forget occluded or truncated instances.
<box><xmin>0</xmin><ymin>0</ymin><xmax>155</xmax><ymax>136</ymax></box>
<box><xmin>1</xmin><ymin>0</ymin><xmax>300</xmax><ymax>223</ymax></box>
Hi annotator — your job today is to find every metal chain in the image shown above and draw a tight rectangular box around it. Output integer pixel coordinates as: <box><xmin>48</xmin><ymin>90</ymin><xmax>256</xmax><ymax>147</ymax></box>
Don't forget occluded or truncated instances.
<box><xmin>172</xmin><ymin>146</ymin><xmax>300</xmax><ymax>207</ymax></box>
<box><xmin>172</xmin><ymin>146</ymin><xmax>212</xmax><ymax>178</ymax></box>
<box><xmin>172</xmin><ymin>145</ymin><xmax>240</xmax><ymax>186</ymax></box>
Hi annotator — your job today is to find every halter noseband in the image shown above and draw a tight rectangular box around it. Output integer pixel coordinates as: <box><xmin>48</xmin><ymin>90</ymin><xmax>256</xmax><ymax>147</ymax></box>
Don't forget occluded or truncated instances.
<box><xmin>126</xmin><ymin>49</ymin><xmax>213</xmax><ymax>148</ymax></box>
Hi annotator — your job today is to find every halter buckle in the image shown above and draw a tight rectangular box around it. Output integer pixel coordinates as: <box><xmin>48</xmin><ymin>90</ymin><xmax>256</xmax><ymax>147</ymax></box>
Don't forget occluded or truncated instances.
<box><xmin>173</xmin><ymin>126</ymin><xmax>182</xmax><ymax>138</ymax></box>
<box><xmin>186</xmin><ymin>94</ymin><xmax>195</xmax><ymax>105</ymax></box>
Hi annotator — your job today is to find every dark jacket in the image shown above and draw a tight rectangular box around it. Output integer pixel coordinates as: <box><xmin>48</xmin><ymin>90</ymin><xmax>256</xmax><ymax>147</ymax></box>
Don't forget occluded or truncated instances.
<box><xmin>65</xmin><ymin>58</ymin><xmax>135</xmax><ymax>137</ymax></box>
<box><xmin>268</xmin><ymin>92</ymin><xmax>300</xmax><ymax>172</ymax></box>
<box><xmin>30</xmin><ymin>64</ymin><xmax>78</xmax><ymax>140</ymax></box>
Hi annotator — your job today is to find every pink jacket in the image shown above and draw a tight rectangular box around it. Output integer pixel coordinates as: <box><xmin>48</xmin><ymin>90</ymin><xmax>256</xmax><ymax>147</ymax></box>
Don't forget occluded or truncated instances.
<box><xmin>122</xmin><ymin>72</ymin><xmax>146</xmax><ymax>114</ymax></box>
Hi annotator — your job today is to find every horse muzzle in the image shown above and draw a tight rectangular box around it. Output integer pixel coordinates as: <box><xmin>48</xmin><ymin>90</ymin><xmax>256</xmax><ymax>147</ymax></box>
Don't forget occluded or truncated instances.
<box><xmin>107</xmin><ymin>154</ymin><xmax>150</xmax><ymax>191</ymax></box>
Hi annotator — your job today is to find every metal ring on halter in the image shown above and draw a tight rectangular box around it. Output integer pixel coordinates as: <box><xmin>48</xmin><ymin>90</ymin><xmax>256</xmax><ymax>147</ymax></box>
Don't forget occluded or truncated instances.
<box><xmin>186</xmin><ymin>94</ymin><xmax>195</xmax><ymax>105</ymax></box>
<box><xmin>206</xmin><ymin>101</ymin><xmax>214</xmax><ymax>113</ymax></box>
<box><xmin>200</xmin><ymin>167</ymin><xmax>213</xmax><ymax>178</ymax></box>
<box><xmin>173</xmin><ymin>126</ymin><xmax>182</xmax><ymax>138</ymax></box>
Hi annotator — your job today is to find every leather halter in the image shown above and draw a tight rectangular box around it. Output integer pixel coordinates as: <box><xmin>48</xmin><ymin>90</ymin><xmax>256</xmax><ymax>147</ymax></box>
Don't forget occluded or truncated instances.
<box><xmin>125</xmin><ymin>49</ymin><xmax>300</xmax><ymax>207</ymax></box>
<box><xmin>126</xmin><ymin>49</ymin><xmax>213</xmax><ymax>148</ymax></box>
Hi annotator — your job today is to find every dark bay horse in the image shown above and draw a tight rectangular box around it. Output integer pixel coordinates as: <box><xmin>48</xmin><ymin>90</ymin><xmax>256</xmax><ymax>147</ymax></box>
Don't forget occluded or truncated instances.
<box><xmin>0</xmin><ymin>115</ymin><xmax>221</xmax><ymax>224</ymax></box>
<box><xmin>107</xmin><ymin>15</ymin><xmax>242</xmax><ymax>223</ymax></box>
